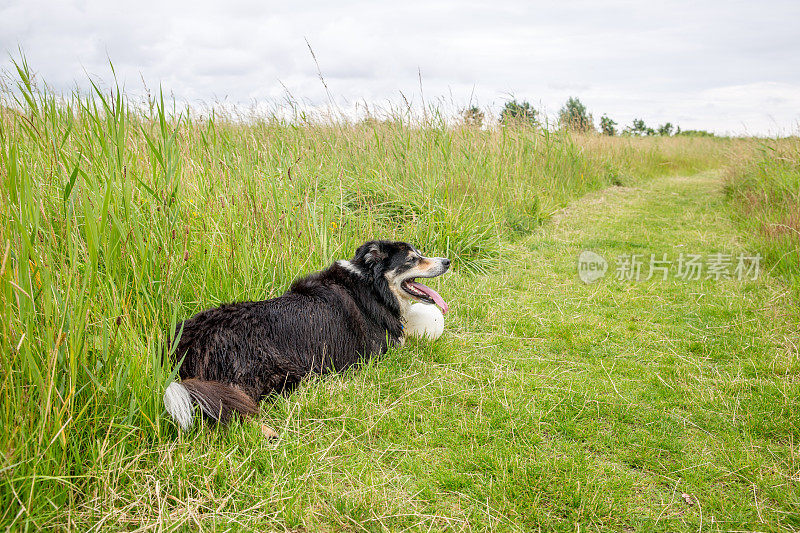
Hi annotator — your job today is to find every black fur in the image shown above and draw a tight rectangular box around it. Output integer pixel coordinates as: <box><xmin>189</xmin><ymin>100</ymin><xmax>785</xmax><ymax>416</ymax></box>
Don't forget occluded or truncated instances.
<box><xmin>170</xmin><ymin>240</ymin><xmax>439</xmax><ymax>424</ymax></box>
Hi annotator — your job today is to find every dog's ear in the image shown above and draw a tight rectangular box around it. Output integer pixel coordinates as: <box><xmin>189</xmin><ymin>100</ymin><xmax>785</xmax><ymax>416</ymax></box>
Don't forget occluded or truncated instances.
<box><xmin>365</xmin><ymin>243</ymin><xmax>388</xmax><ymax>264</ymax></box>
<box><xmin>353</xmin><ymin>241</ymin><xmax>387</xmax><ymax>266</ymax></box>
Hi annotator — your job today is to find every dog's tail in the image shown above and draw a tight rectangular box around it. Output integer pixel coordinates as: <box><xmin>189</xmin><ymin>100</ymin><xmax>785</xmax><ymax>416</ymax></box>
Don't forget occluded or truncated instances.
<box><xmin>163</xmin><ymin>378</ymin><xmax>258</xmax><ymax>430</ymax></box>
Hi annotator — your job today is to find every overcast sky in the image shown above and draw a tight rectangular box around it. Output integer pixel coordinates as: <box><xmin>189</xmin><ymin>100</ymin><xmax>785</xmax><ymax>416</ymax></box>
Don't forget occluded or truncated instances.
<box><xmin>2</xmin><ymin>0</ymin><xmax>799</xmax><ymax>135</ymax></box>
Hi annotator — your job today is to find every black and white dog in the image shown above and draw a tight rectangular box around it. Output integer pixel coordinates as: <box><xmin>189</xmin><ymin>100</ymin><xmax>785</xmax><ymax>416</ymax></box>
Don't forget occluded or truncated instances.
<box><xmin>163</xmin><ymin>240</ymin><xmax>450</xmax><ymax>430</ymax></box>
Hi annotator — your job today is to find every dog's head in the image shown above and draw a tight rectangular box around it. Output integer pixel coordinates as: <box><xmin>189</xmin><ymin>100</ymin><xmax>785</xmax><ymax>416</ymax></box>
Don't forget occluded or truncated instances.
<box><xmin>340</xmin><ymin>240</ymin><xmax>450</xmax><ymax>314</ymax></box>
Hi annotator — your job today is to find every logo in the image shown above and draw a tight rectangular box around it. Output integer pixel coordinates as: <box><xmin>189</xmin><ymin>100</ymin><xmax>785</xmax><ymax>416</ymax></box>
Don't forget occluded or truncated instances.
<box><xmin>578</xmin><ymin>251</ymin><xmax>608</xmax><ymax>283</ymax></box>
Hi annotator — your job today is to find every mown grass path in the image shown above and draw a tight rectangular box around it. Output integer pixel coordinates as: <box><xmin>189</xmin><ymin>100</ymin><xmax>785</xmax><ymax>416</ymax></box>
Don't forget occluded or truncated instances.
<box><xmin>428</xmin><ymin>170</ymin><xmax>799</xmax><ymax>531</ymax></box>
<box><xmin>93</xmin><ymin>171</ymin><xmax>799</xmax><ymax>532</ymax></box>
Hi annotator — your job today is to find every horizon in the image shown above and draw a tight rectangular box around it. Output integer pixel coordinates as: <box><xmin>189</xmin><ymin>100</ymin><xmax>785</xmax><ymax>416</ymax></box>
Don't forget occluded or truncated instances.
<box><xmin>2</xmin><ymin>0</ymin><xmax>799</xmax><ymax>136</ymax></box>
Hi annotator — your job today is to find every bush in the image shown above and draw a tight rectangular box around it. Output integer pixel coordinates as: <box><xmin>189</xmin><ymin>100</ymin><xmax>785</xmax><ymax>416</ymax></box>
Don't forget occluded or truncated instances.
<box><xmin>657</xmin><ymin>123</ymin><xmax>674</xmax><ymax>136</ymax></box>
<box><xmin>558</xmin><ymin>97</ymin><xmax>594</xmax><ymax>132</ymax></box>
<box><xmin>600</xmin><ymin>115</ymin><xmax>617</xmax><ymax>136</ymax></box>
<box><xmin>677</xmin><ymin>129</ymin><xmax>716</xmax><ymax>137</ymax></box>
<box><xmin>623</xmin><ymin>118</ymin><xmax>655</xmax><ymax>136</ymax></box>
<box><xmin>500</xmin><ymin>99</ymin><xmax>538</xmax><ymax>126</ymax></box>
<box><xmin>460</xmin><ymin>106</ymin><xmax>484</xmax><ymax>128</ymax></box>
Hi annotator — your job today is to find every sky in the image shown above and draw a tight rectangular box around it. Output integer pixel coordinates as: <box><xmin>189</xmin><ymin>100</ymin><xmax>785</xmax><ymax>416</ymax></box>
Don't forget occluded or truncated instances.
<box><xmin>1</xmin><ymin>0</ymin><xmax>799</xmax><ymax>135</ymax></box>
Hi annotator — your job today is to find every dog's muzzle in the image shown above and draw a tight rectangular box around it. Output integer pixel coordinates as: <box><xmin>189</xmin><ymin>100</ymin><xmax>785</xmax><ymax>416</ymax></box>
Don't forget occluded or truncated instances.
<box><xmin>400</xmin><ymin>257</ymin><xmax>450</xmax><ymax>313</ymax></box>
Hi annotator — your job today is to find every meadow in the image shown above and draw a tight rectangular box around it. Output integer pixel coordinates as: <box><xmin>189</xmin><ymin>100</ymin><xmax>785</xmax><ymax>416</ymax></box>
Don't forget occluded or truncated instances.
<box><xmin>724</xmin><ymin>137</ymin><xmax>800</xmax><ymax>295</ymax></box>
<box><xmin>1</xmin><ymin>63</ymin><xmax>798</xmax><ymax>530</ymax></box>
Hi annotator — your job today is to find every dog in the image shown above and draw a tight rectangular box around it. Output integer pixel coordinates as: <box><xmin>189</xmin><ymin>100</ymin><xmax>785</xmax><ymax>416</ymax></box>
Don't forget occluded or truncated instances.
<box><xmin>163</xmin><ymin>240</ymin><xmax>450</xmax><ymax>430</ymax></box>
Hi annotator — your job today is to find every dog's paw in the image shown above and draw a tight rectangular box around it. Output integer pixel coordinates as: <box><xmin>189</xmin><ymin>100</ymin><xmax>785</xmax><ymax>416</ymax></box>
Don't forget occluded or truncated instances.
<box><xmin>261</xmin><ymin>424</ymin><xmax>279</xmax><ymax>440</ymax></box>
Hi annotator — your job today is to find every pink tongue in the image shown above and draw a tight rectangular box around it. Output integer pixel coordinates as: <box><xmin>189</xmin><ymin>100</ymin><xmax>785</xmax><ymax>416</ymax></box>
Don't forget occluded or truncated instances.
<box><xmin>408</xmin><ymin>281</ymin><xmax>449</xmax><ymax>314</ymax></box>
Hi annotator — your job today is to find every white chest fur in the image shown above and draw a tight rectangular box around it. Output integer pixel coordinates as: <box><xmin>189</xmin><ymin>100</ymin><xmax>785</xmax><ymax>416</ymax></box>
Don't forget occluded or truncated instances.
<box><xmin>402</xmin><ymin>303</ymin><xmax>445</xmax><ymax>340</ymax></box>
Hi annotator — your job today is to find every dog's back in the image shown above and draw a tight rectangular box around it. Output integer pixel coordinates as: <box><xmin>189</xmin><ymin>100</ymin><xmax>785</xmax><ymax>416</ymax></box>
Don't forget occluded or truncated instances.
<box><xmin>175</xmin><ymin>283</ymin><xmax>398</xmax><ymax>398</ymax></box>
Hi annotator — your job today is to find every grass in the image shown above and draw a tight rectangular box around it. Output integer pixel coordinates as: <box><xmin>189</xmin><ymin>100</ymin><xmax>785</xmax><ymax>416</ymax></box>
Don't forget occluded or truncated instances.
<box><xmin>724</xmin><ymin>137</ymin><xmax>800</xmax><ymax>295</ymax></box>
<box><xmin>1</xmin><ymin>61</ymin><xmax>798</xmax><ymax>530</ymax></box>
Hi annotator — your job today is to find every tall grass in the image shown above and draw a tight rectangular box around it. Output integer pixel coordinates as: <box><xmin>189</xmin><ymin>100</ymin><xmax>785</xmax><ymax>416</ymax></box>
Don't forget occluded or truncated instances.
<box><xmin>0</xmin><ymin>61</ymin><xmax>730</xmax><ymax>528</ymax></box>
<box><xmin>724</xmin><ymin>137</ymin><xmax>800</xmax><ymax>294</ymax></box>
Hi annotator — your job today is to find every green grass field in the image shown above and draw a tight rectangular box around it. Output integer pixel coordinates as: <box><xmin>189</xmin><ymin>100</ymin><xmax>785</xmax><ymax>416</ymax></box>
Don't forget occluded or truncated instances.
<box><xmin>724</xmin><ymin>137</ymin><xmax>800</xmax><ymax>296</ymax></box>
<box><xmin>1</xmin><ymin>63</ymin><xmax>798</xmax><ymax>530</ymax></box>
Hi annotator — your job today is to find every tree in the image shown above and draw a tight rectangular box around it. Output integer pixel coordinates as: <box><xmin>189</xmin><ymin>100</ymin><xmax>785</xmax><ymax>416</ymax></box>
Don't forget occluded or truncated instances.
<box><xmin>657</xmin><ymin>122</ymin><xmax>674</xmax><ymax>136</ymax></box>
<box><xmin>500</xmin><ymin>99</ymin><xmax>538</xmax><ymax>126</ymax></box>
<box><xmin>623</xmin><ymin>118</ymin><xmax>649</xmax><ymax>136</ymax></box>
<box><xmin>600</xmin><ymin>115</ymin><xmax>617</xmax><ymax>136</ymax></box>
<box><xmin>558</xmin><ymin>97</ymin><xmax>594</xmax><ymax>132</ymax></box>
<box><xmin>461</xmin><ymin>106</ymin><xmax>485</xmax><ymax>128</ymax></box>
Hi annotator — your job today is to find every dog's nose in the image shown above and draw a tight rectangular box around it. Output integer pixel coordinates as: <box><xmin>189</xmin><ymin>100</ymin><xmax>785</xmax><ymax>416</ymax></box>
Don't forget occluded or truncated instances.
<box><xmin>441</xmin><ymin>258</ymin><xmax>451</xmax><ymax>269</ymax></box>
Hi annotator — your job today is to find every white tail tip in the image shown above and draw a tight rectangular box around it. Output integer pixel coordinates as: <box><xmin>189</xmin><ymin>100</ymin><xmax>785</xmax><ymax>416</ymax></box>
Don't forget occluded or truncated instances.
<box><xmin>163</xmin><ymin>382</ymin><xmax>194</xmax><ymax>431</ymax></box>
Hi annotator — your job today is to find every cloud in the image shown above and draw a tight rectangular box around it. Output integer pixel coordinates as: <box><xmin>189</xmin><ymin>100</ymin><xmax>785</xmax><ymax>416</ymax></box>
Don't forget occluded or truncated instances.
<box><xmin>1</xmin><ymin>0</ymin><xmax>799</xmax><ymax>134</ymax></box>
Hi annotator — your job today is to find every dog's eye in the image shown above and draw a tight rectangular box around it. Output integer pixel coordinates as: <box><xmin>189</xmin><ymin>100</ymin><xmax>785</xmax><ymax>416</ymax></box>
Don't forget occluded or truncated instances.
<box><xmin>407</xmin><ymin>256</ymin><xmax>419</xmax><ymax>264</ymax></box>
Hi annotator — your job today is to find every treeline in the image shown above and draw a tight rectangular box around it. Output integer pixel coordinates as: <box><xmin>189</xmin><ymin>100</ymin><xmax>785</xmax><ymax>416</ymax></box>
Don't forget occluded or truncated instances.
<box><xmin>461</xmin><ymin>97</ymin><xmax>717</xmax><ymax>137</ymax></box>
